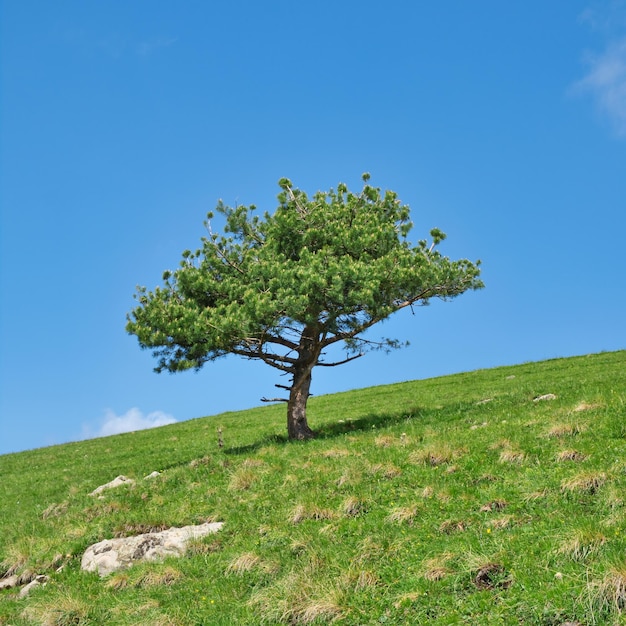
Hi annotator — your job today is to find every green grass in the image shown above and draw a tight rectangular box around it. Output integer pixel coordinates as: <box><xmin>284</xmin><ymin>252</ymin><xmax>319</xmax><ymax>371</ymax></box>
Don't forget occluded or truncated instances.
<box><xmin>1</xmin><ymin>350</ymin><xmax>625</xmax><ymax>625</ymax></box>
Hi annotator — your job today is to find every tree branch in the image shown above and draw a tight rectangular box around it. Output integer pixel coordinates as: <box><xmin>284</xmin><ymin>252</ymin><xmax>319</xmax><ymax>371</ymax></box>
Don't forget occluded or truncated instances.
<box><xmin>320</xmin><ymin>287</ymin><xmax>439</xmax><ymax>349</ymax></box>
<box><xmin>317</xmin><ymin>352</ymin><xmax>364</xmax><ymax>367</ymax></box>
<box><xmin>206</xmin><ymin>222</ymin><xmax>246</xmax><ymax>276</ymax></box>
<box><xmin>231</xmin><ymin>347</ymin><xmax>295</xmax><ymax>373</ymax></box>
<box><xmin>285</xmin><ymin>185</ymin><xmax>308</xmax><ymax>218</ymax></box>
<box><xmin>261</xmin><ymin>396</ymin><xmax>288</xmax><ymax>403</ymax></box>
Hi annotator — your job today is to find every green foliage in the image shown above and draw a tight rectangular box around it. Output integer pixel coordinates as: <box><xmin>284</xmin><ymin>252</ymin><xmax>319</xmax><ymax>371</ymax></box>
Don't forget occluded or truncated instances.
<box><xmin>126</xmin><ymin>176</ymin><xmax>482</xmax><ymax>380</ymax></box>
<box><xmin>1</xmin><ymin>351</ymin><xmax>625</xmax><ymax>625</ymax></box>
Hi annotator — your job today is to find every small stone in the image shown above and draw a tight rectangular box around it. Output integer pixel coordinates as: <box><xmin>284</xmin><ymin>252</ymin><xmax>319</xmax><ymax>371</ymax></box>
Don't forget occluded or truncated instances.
<box><xmin>0</xmin><ymin>575</ymin><xmax>18</xmax><ymax>590</ymax></box>
<box><xmin>89</xmin><ymin>475</ymin><xmax>135</xmax><ymax>496</ymax></box>
<box><xmin>534</xmin><ymin>394</ymin><xmax>557</xmax><ymax>402</ymax></box>
<box><xmin>19</xmin><ymin>575</ymin><xmax>48</xmax><ymax>598</ymax></box>
<box><xmin>144</xmin><ymin>471</ymin><xmax>161</xmax><ymax>480</ymax></box>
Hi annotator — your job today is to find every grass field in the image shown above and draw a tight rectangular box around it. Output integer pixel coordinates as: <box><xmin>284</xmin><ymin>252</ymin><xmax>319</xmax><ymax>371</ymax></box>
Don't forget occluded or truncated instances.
<box><xmin>1</xmin><ymin>350</ymin><xmax>625</xmax><ymax>625</ymax></box>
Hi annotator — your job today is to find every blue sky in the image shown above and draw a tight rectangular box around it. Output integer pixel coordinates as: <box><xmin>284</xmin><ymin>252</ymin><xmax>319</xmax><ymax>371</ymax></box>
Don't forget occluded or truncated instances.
<box><xmin>1</xmin><ymin>1</ymin><xmax>625</xmax><ymax>456</ymax></box>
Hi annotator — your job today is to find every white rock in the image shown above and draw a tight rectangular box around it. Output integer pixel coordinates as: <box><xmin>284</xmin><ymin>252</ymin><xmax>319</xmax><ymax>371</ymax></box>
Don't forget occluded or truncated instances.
<box><xmin>533</xmin><ymin>394</ymin><xmax>557</xmax><ymax>402</ymax></box>
<box><xmin>0</xmin><ymin>575</ymin><xmax>18</xmax><ymax>590</ymax></box>
<box><xmin>89</xmin><ymin>475</ymin><xmax>135</xmax><ymax>496</ymax></box>
<box><xmin>144</xmin><ymin>471</ymin><xmax>161</xmax><ymax>480</ymax></box>
<box><xmin>81</xmin><ymin>522</ymin><xmax>224</xmax><ymax>576</ymax></box>
<box><xmin>18</xmin><ymin>575</ymin><xmax>48</xmax><ymax>598</ymax></box>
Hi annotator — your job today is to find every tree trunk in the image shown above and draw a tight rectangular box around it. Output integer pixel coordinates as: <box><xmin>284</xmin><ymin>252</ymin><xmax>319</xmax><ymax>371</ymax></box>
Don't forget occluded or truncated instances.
<box><xmin>287</xmin><ymin>323</ymin><xmax>320</xmax><ymax>440</ymax></box>
<box><xmin>287</xmin><ymin>366</ymin><xmax>315</xmax><ymax>440</ymax></box>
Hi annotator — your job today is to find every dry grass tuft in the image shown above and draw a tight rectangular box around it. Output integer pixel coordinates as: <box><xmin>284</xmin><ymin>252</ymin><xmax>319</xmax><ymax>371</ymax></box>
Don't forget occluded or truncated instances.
<box><xmin>322</xmin><ymin>448</ymin><xmax>350</xmax><ymax>458</ymax></box>
<box><xmin>228</xmin><ymin>468</ymin><xmax>258</xmax><ymax>491</ymax></box>
<box><xmin>490</xmin><ymin>438</ymin><xmax>512</xmax><ymax>451</ymax></box>
<box><xmin>106</xmin><ymin>573</ymin><xmax>130</xmax><ymax>590</ymax></box>
<box><xmin>490</xmin><ymin>515</ymin><xmax>514</xmax><ymax>530</ymax></box>
<box><xmin>422</xmin><ymin>553</ymin><xmax>453</xmax><ymax>581</ymax></box>
<box><xmin>289</xmin><ymin>505</ymin><xmax>337</xmax><ymax>524</ymax></box>
<box><xmin>241</xmin><ymin>458</ymin><xmax>266</xmax><ymax>468</ymax></box>
<box><xmin>436</xmin><ymin>491</ymin><xmax>452</xmax><ymax>504</ymax></box>
<box><xmin>136</xmin><ymin>566</ymin><xmax>183</xmax><ymax>588</ymax></box>
<box><xmin>420</xmin><ymin>486</ymin><xmax>434</xmax><ymax>498</ymax></box>
<box><xmin>189</xmin><ymin>455</ymin><xmax>211</xmax><ymax>468</ymax></box>
<box><xmin>108</xmin><ymin>566</ymin><xmax>183</xmax><ymax>589</ymax></box>
<box><xmin>249</xmin><ymin>564</ymin><xmax>346</xmax><ymax>624</ymax></box>
<box><xmin>522</xmin><ymin>488</ymin><xmax>549</xmax><ymax>502</ymax></box>
<box><xmin>353</xmin><ymin>569</ymin><xmax>378</xmax><ymax>590</ymax></box>
<box><xmin>479</xmin><ymin>499</ymin><xmax>508</xmax><ymax>512</ymax></box>
<box><xmin>342</xmin><ymin>496</ymin><xmax>365</xmax><ymax>517</ymax></box>
<box><xmin>369</xmin><ymin>462</ymin><xmax>402</xmax><ymax>479</ymax></box>
<box><xmin>42</xmin><ymin>502</ymin><xmax>69</xmax><ymax>520</ymax></box>
<box><xmin>572</xmin><ymin>401</ymin><xmax>602</xmax><ymax>413</ymax></box>
<box><xmin>1</xmin><ymin>553</ymin><xmax>28</xmax><ymax>579</ymax></box>
<box><xmin>556</xmin><ymin>449</ymin><xmax>588</xmax><ymax>462</ymax></box>
<box><xmin>439</xmin><ymin>519</ymin><xmax>468</xmax><ymax>534</ymax></box>
<box><xmin>474</xmin><ymin>473</ymin><xmax>498</xmax><ymax>484</ymax></box>
<box><xmin>82</xmin><ymin>500</ymin><xmax>127</xmax><ymax>519</ymax></box>
<box><xmin>546</xmin><ymin>423</ymin><xmax>585</xmax><ymax>438</ymax></box>
<box><xmin>409</xmin><ymin>444</ymin><xmax>463</xmax><ymax>466</ymax></box>
<box><xmin>336</xmin><ymin>468</ymin><xmax>362</xmax><ymax>487</ymax></box>
<box><xmin>561</xmin><ymin>471</ymin><xmax>607</xmax><ymax>494</ymax></box>
<box><xmin>394</xmin><ymin>591</ymin><xmax>422</xmax><ymax>608</ymax></box>
<box><xmin>342</xmin><ymin>568</ymin><xmax>379</xmax><ymax>590</ymax></box>
<box><xmin>423</xmin><ymin>566</ymin><xmax>449</xmax><ymax>581</ymax></box>
<box><xmin>290</xmin><ymin>539</ymin><xmax>308</xmax><ymax>555</ymax></box>
<box><xmin>227</xmin><ymin>552</ymin><xmax>262</xmax><ymax>575</ymax></box>
<box><xmin>290</xmin><ymin>505</ymin><xmax>307</xmax><ymax>524</ymax></box>
<box><xmin>22</xmin><ymin>595</ymin><xmax>92</xmax><ymax>626</ymax></box>
<box><xmin>499</xmin><ymin>449</ymin><xmax>526</xmax><ymax>464</ymax></box>
<box><xmin>473</xmin><ymin>562</ymin><xmax>511</xmax><ymax>589</ymax></box>
<box><xmin>386</xmin><ymin>505</ymin><xmax>419</xmax><ymax>525</ymax></box>
<box><xmin>354</xmin><ymin>537</ymin><xmax>385</xmax><ymax>564</ymax></box>
<box><xmin>186</xmin><ymin>537</ymin><xmax>223</xmax><ymax>556</ymax></box>
<box><xmin>588</xmin><ymin>565</ymin><xmax>626</xmax><ymax>614</ymax></box>
<box><xmin>374</xmin><ymin>434</ymin><xmax>396</xmax><ymax>448</ymax></box>
<box><xmin>296</xmin><ymin>599</ymin><xmax>345</xmax><ymax>625</ymax></box>
<box><xmin>557</xmin><ymin>529</ymin><xmax>607</xmax><ymax>561</ymax></box>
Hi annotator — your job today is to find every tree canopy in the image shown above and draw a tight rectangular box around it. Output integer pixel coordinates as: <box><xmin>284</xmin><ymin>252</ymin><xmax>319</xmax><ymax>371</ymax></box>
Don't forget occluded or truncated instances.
<box><xmin>126</xmin><ymin>174</ymin><xmax>483</xmax><ymax>439</ymax></box>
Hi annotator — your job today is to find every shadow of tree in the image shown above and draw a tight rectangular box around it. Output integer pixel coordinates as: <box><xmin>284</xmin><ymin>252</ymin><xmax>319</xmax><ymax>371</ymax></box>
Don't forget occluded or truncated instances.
<box><xmin>315</xmin><ymin>406</ymin><xmax>426</xmax><ymax>439</ymax></box>
<box><xmin>223</xmin><ymin>406</ymin><xmax>427</xmax><ymax>454</ymax></box>
<box><xmin>223</xmin><ymin>433</ymin><xmax>288</xmax><ymax>456</ymax></box>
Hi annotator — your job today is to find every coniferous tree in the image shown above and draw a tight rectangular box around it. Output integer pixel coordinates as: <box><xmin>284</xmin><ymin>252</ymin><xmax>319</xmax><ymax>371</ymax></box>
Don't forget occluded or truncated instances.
<box><xmin>127</xmin><ymin>175</ymin><xmax>483</xmax><ymax>439</ymax></box>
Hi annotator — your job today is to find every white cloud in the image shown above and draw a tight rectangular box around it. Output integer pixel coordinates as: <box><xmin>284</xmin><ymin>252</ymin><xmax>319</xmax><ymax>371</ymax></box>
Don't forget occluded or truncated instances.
<box><xmin>84</xmin><ymin>408</ymin><xmax>178</xmax><ymax>439</ymax></box>
<box><xmin>579</xmin><ymin>1</ymin><xmax>626</xmax><ymax>34</ymax></box>
<box><xmin>575</xmin><ymin>37</ymin><xmax>626</xmax><ymax>136</ymax></box>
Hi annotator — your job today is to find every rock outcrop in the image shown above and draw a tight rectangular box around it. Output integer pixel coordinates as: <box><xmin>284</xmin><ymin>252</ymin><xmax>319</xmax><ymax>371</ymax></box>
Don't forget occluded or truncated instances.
<box><xmin>0</xmin><ymin>570</ymin><xmax>49</xmax><ymax>598</ymax></box>
<box><xmin>81</xmin><ymin>522</ymin><xmax>224</xmax><ymax>576</ymax></box>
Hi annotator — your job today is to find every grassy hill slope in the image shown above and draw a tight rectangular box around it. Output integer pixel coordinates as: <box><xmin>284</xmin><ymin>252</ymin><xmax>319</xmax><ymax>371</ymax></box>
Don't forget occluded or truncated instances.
<box><xmin>1</xmin><ymin>351</ymin><xmax>625</xmax><ymax>625</ymax></box>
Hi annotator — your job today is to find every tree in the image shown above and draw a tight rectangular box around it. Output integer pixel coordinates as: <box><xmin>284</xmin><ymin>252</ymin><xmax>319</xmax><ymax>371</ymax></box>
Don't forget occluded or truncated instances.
<box><xmin>126</xmin><ymin>174</ymin><xmax>483</xmax><ymax>439</ymax></box>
